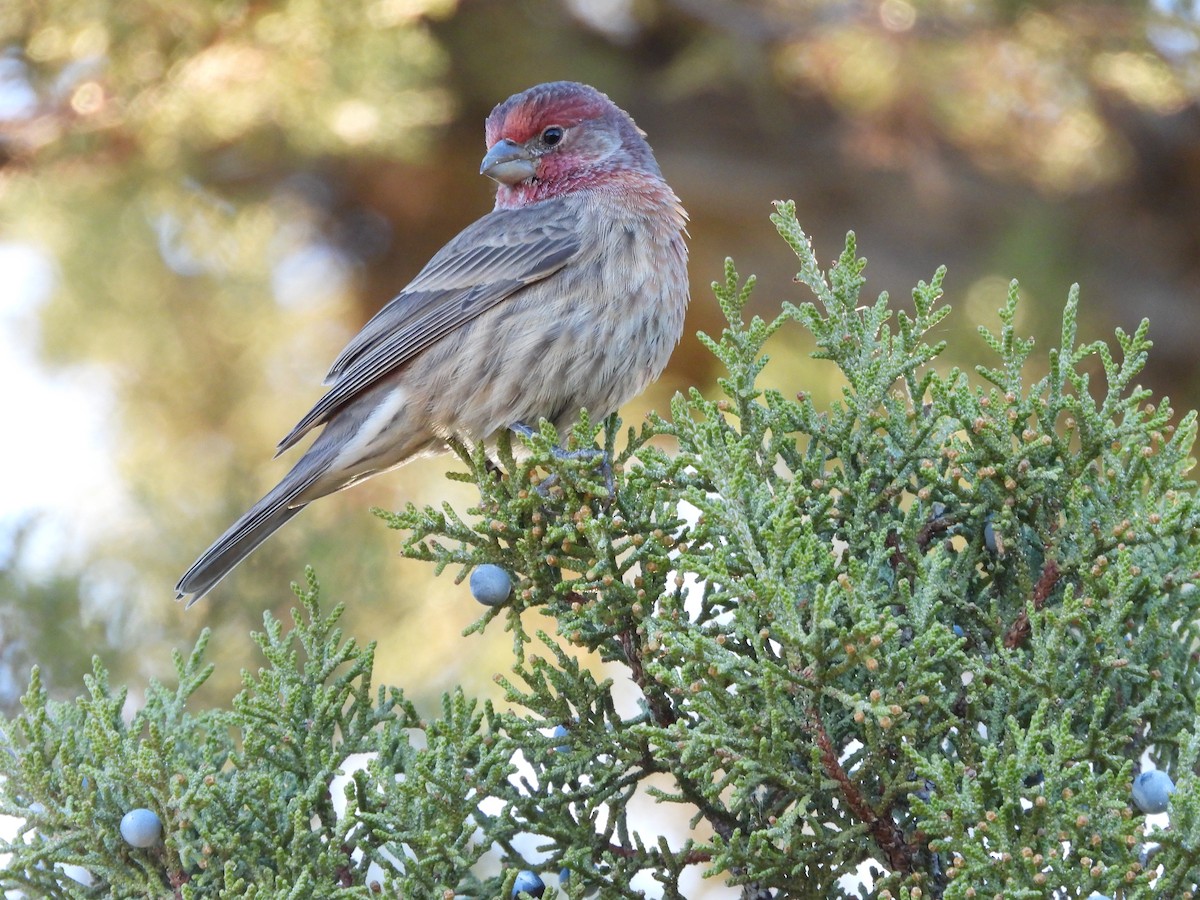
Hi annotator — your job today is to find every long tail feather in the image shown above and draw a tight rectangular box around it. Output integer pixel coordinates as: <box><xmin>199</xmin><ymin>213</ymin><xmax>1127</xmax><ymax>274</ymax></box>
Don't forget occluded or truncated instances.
<box><xmin>175</xmin><ymin>485</ymin><xmax>310</xmax><ymax>607</ymax></box>
<box><xmin>177</xmin><ymin>382</ymin><xmax>422</xmax><ymax>605</ymax></box>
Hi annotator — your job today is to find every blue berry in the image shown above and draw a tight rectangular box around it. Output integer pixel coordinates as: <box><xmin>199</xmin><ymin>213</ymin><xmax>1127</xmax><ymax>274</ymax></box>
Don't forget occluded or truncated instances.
<box><xmin>470</xmin><ymin>565</ymin><xmax>512</xmax><ymax>606</ymax></box>
<box><xmin>551</xmin><ymin>724</ymin><xmax>569</xmax><ymax>752</ymax></box>
<box><xmin>983</xmin><ymin>520</ymin><xmax>999</xmax><ymax>554</ymax></box>
<box><xmin>119</xmin><ymin>808</ymin><xmax>162</xmax><ymax>847</ymax></box>
<box><xmin>511</xmin><ymin>870</ymin><xmax>545</xmax><ymax>898</ymax></box>
<box><xmin>1132</xmin><ymin>770</ymin><xmax>1175</xmax><ymax>814</ymax></box>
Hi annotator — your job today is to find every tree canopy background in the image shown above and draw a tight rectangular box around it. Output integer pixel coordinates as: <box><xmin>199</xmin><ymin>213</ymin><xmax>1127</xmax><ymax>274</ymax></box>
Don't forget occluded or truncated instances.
<box><xmin>2</xmin><ymin>0</ymin><xmax>1199</xmax><ymax>715</ymax></box>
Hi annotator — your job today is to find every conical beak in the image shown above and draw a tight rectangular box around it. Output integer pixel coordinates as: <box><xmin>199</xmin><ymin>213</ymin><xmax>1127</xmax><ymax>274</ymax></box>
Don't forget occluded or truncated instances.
<box><xmin>480</xmin><ymin>139</ymin><xmax>537</xmax><ymax>185</ymax></box>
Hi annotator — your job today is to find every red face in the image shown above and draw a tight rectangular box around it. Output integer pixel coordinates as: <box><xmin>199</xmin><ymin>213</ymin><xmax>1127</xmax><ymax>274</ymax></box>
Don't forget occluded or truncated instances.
<box><xmin>484</xmin><ymin>83</ymin><xmax>612</xmax><ymax>149</ymax></box>
<box><xmin>482</xmin><ymin>82</ymin><xmax>655</xmax><ymax>207</ymax></box>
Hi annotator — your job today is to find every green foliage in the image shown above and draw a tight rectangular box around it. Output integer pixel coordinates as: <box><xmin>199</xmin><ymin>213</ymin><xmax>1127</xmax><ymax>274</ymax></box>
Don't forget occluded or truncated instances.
<box><xmin>1</xmin><ymin>574</ymin><xmax>520</xmax><ymax>898</ymax></box>
<box><xmin>5</xmin><ymin>203</ymin><xmax>1200</xmax><ymax>897</ymax></box>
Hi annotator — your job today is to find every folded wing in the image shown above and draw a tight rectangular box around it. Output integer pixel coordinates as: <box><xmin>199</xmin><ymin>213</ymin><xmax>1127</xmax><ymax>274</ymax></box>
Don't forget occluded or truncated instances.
<box><xmin>276</xmin><ymin>201</ymin><xmax>581</xmax><ymax>455</ymax></box>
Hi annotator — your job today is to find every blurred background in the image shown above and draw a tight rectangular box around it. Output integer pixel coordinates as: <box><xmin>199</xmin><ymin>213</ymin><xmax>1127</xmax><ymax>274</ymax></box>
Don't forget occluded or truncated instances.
<box><xmin>1</xmin><ymin>0</ymin><xmax>1199</xmax><ymax>718</ymax></box>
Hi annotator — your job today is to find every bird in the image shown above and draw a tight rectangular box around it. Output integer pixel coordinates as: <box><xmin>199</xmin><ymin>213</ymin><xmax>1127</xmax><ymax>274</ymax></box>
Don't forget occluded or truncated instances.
<box><xmin>175</xmin><ymin>81</ymin><xmax>689</xmax><ymax>605</ymax></box>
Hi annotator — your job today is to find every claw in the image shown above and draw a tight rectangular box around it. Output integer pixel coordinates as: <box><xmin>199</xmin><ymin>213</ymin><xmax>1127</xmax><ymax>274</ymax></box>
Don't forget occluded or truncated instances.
<box><xmin>509</xmin><ymin>421</ymin><xmax>537</xmax><ymax>441</ymax></box>
<box><xmin>509</xmin><ymin>422</ymin><xmax>614</xmax><ymax>497</ymax></box>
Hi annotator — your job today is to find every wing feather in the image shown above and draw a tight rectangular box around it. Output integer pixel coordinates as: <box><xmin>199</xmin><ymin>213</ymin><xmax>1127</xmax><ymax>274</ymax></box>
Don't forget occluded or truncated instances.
<box><xmin>276</xmin><ymin>201</ymin><xmax>580</xmax><ymax>455</ymax></box>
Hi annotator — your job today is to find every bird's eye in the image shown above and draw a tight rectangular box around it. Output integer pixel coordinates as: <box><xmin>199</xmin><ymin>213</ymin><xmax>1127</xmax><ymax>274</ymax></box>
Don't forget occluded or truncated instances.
<box><xmin>541</xmin><ymin>126</ymin><xmax>564</xmax><ymax>147</ymax></box>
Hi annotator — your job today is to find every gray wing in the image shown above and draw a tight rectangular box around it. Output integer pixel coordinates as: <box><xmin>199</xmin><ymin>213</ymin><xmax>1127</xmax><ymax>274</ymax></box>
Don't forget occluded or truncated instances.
<box><xmin>276</xmin><ymin>201</ymin><xmax>581</xmax><ymax>454</ymax></box>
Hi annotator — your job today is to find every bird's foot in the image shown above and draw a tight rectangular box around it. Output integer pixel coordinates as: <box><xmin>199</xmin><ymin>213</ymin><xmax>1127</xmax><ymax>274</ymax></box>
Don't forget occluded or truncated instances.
<box><xmin>509</xmin><ymin>422</ymin><xmax>614</xmax><ymax>498</ymax></box>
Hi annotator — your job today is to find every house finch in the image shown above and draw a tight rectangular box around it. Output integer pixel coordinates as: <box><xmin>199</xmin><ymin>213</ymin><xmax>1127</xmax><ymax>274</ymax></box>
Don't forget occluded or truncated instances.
<box><xmin>175</xmin><ymin>81</ymin><xmax>689</xmax><ymax>605</ymax></box>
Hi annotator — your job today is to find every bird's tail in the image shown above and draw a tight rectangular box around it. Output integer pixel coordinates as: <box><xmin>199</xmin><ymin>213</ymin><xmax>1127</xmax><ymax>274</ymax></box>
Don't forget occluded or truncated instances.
<box><xmin>175</xmin><ymin>480</ymin><xmax>311</xmax><ymax>607</ymax></box>
<box><xmin>176</xmin><ymin>380</ymin><xmax>427</xmax><ymax>605</ymax></box>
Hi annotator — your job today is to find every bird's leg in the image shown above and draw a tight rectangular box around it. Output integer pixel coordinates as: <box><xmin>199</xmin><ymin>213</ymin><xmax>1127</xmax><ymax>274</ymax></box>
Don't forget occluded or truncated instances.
<box><xmin>508</xmin><ymin>421</ymin><xmax>607</xmax><ymax>463</ymax></box>
<box><xmin>509</xmin><ymin>422</ymin><xmax>614</xmax><ymax>497</ymax></box>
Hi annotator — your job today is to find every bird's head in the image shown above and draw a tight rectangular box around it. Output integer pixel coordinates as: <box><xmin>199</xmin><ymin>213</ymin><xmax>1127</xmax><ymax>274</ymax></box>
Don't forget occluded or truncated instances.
<box><xmin>481</xmin><ymin>81</ymin><xmax>660</xmax><ymax>208</ymax></box>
